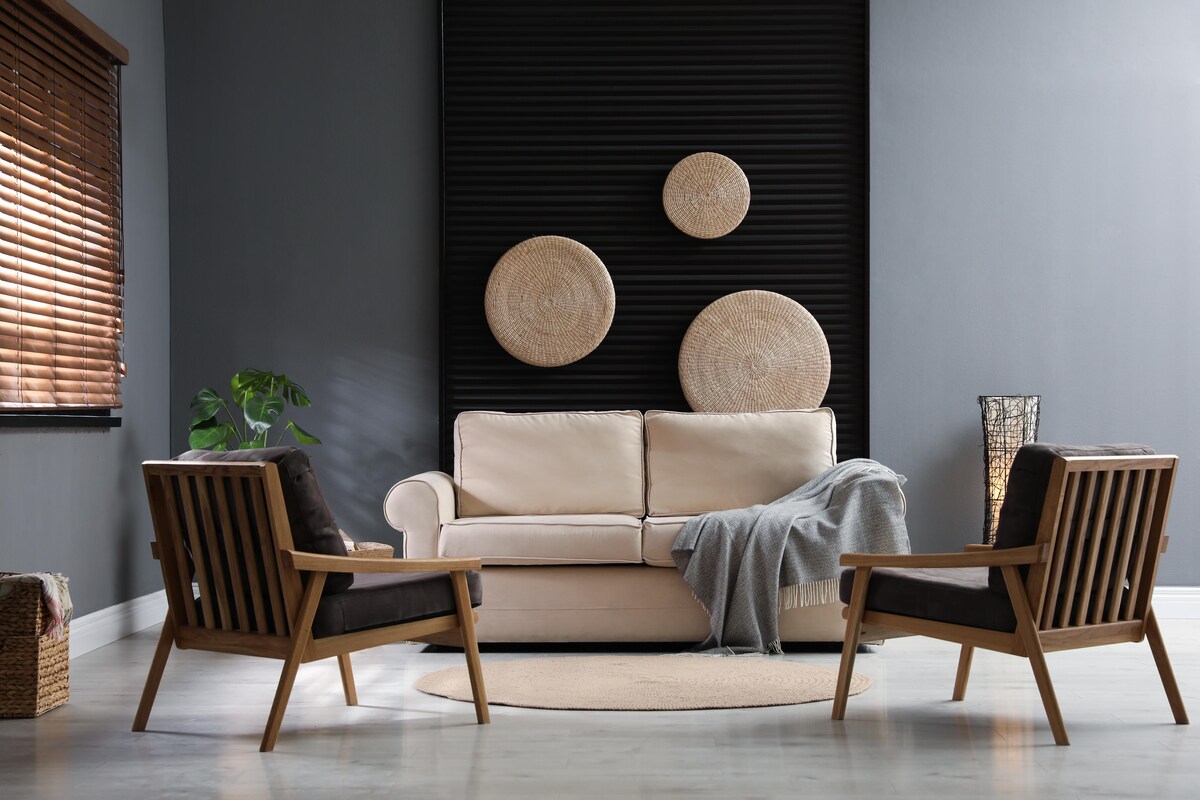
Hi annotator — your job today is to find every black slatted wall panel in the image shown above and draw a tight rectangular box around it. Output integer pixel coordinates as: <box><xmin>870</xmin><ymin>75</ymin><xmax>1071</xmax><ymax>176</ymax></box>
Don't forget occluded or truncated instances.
<box><xmin>441</xmin><ymin>0</ymin><xmax>868</xmax><ymax>469</ymax></box>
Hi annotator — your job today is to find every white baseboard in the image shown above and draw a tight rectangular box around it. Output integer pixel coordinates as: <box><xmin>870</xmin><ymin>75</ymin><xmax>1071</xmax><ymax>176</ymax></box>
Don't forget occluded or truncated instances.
<box><xmin>1151</xmin><ymin>587</ymin><xmax>1200</xmax><ymax>620</ymax></box>
<box><xmin>63</xmin><ymin>585</ymin><xmax>1200</xmax><ymax>659</ymax></box>
<box><xmin>70</xmin><ymin>589</ymin><xmax>167</xmax><ymax>660</ymax></box>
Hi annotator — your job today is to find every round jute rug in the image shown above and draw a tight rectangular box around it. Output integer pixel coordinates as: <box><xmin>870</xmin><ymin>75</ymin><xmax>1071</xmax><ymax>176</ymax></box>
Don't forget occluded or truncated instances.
<box><xmin>414</xmin><ymin>655</ymin><xmax>870</xmax><ymax>711</ymax></box>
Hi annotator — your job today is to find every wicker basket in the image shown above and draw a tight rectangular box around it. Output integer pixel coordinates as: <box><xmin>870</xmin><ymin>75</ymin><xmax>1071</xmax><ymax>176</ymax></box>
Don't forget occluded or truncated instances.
<box><xmin>0</xmin><ymin>574</ymin><xmax>70</xmax><ymax>718</ymax></box>
<box><xmin>347</xmin><ymin>542</ymin><xmax>395</xmax><ymax>559</ymax></box>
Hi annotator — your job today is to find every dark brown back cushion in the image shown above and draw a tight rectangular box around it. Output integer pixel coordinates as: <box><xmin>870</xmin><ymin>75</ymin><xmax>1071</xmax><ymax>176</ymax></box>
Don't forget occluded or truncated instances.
<box><xmin>176</xmin><ymin>447</ymin><xmax>353</xmax><ymax>594</ymax></box>
<box><xmin>989</xmin><ymin>442</ymin><xmax>1153</xmax><ymax>592</ymax></box>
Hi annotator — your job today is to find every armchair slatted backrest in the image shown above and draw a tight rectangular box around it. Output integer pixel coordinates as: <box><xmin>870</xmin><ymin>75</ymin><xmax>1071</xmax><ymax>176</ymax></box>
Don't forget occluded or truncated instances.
<box><xmin>143</xmin><ymin>461</ymin><xmax>303</xmax><ymax>643</ymax></box>
<box><xmin>1026</xmin><ymin>455</ymin><xmax>1177</xmax><ymax>635</ymax></box>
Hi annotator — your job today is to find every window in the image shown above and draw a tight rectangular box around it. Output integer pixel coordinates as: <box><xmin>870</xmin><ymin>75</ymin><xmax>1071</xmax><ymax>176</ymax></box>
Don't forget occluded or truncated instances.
<box><xmin>0</xmin><ymin>0</ymin><xmax>127</xmax><ymax>417</ymax></box>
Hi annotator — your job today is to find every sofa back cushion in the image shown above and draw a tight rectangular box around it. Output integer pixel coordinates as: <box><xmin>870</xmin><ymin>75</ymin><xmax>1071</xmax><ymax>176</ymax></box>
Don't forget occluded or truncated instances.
<box><xmin>645</xmin><ymin>409</ymin><xmax>837</xmax><ymax>516</ymax></box>
<box><xmin>454</xmin><ymin>410</ymin><xmax>645</xmax><ymax>517</ymax></box>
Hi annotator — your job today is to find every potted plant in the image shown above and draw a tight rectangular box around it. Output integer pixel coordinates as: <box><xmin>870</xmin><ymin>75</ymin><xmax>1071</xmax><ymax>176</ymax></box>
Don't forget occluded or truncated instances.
<box><xmin>188</xmin><ymin>368</ymin><xmax>321</xmax><ymax>450</ymax></box>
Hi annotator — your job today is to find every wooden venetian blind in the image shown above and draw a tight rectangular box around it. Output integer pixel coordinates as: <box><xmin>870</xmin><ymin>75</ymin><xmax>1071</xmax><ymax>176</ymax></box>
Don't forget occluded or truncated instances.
<box><xmin>0</xmin><ymin>0</ymin><xmax>127</xmax><ymax>409</ymax></box>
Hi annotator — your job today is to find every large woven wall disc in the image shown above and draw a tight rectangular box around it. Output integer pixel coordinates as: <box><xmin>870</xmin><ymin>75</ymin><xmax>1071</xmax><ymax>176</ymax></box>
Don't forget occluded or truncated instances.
<box><xmin>663</xmin><ymin>152</ymin><xmax>751</xmax><ymax>239</ymax></box>
<box><xmin>484</xmin><ymin>236</ymin><xmax>615</xmax><ymax>367</ymax></box>
<box><xmin>679</xmin><ymin>290</ymin><xmax>830</xmax><ymax>412</ymax></box>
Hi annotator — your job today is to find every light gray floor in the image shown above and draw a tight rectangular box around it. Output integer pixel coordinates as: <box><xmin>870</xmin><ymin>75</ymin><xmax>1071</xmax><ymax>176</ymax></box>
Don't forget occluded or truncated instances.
<box><xmin>1</xmin><ymin>620</ymin><xmax>1197</xmax><ymax>799</ymax></box>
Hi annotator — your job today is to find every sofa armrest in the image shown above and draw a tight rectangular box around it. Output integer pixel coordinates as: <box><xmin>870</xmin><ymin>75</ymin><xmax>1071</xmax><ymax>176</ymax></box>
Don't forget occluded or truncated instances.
<box><xmin>383</xmin><ymin>471</ymin><xmax>456</xmax><ymax>558</ymax></box>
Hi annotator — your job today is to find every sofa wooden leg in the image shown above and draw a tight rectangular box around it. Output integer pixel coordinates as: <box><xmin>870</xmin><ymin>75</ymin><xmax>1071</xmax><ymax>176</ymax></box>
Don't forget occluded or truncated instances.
<box><xmin>1146</xmin><ymin>608</ymin><xmax>1188</xmax><ymax>725</ymax></box>
<box><xmin>452</xmin><ymin>571</ymin><xmax>489</xmax><ymax>724</ymax></box>
<box><xmin>338</xmin><ymin>654</ymin><xmax>358</xmax><ymax>707</ymax></box>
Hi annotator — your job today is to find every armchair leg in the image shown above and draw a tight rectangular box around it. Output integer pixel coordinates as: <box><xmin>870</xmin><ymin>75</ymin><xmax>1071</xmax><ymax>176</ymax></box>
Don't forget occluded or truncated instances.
<box><xmin>833</xmin><ymin>567</ymin><xmax>872</xmax><ymax>721</ymax></box>
<box><xmin>451</xmin><ymin>571</ymin><xmax>489</xmax><ymax>724</ymax></box>
<box><xmin>132</xmin><ymin>612</ymin><xmax>176</xmax><ymax>732</ymax></box>
<box><xmin>261</xmin><ymin>573</ymin><xmax>324</xmax><ymax>752</ymax></box>
<box><xmin>1003</xmin><ymin>565</ymin><xmax>1069</xmax><ymax>745</ymax></box>
<box><xmin>338</xmin><ymin>654</ymin><xmax>358</xmax><ymax>706</ymax></box>
<box><xmin>952</xmin><ymin>645</ymin><xmax>974</xmax><ymax>701</ymax></box>
<box><xmin>1145</xmin><ymin>607</ymin><xmax>1188</xmax><ymax>725</ymax></box>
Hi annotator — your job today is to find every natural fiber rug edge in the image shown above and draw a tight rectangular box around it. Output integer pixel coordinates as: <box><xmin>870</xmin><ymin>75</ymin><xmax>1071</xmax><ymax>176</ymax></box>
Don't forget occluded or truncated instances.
<box><xmin>415</xmin><ymin>655</ymin><xmax>870</xmax><ymax>712</ymax></box>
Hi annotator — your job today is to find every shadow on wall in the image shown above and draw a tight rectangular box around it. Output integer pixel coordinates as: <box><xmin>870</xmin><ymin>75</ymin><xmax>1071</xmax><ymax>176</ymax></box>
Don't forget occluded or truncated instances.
<box><xmin>309</xmin><ymin>347</ymin><xmax>439</xmax><ymax>553</ymax></box>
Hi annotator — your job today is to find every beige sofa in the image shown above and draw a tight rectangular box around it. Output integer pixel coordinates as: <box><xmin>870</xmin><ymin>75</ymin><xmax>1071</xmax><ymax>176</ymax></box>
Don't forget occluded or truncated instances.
<box><xmin>383</xmin><ymin>409</ymin><xmax>849</xmax><ymax>643</ymax></box>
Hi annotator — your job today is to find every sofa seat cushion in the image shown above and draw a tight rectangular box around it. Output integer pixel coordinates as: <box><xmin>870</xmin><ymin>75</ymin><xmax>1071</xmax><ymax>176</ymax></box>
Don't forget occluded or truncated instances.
<box><xmin>838</xmin><ymin>566</ymin><xmax>1017</xmax><ymax>632</ymax></box>
<box><xmin>311</xmin><ymin>570</ymin><xmax>482</xmax><ymax>639</ymax></box>
<box><xmin>645</xmin><ymin>409</ymin><xmax>837</xmax><ymax>516</ymax></box>
<box><xmin>454</xmin><ymin>410</ymin><xmax>645</xmax><ymax>517</ymax></box>
<box><xmin>439</xmin><ymin>514</ymin><xmax>643</xmax><ymax>565</ymax></box>
<box><xmin>642</xmin><ymin>516</ymin><xmax>694</xmax><ymax>567</ymax></box>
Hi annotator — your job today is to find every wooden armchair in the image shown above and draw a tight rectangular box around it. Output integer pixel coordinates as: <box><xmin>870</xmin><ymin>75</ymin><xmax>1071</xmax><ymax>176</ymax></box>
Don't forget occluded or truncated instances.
<box><xmin>833</xmin><ymin>444</ymin><xmax>1187</xmax><ymax>745</ymax></box>
<box><xmin>134</xmin><ymin>448</ymin><xmax>488</xmax><ymax>752</ymax></box>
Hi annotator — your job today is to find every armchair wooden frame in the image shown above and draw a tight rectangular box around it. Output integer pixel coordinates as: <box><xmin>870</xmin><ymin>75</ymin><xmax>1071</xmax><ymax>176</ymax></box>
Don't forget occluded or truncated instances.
<box><xmin>134</xmin><ymin>460</ymin><xmax>489</xmax><ymax>752</ymax></box>
<box><xmin>833</xmin><ymin>454</ymin><xmax>1187</xmax><ymax>745</ymax></box>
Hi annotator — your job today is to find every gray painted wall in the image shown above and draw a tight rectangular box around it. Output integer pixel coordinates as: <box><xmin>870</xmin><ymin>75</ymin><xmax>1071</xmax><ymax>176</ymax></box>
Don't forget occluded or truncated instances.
<box><xmin>870</xmin><ymin>0</ymin><xmax>1200</xmax><ymax>583</ymax></box>
<box><xmin>164</xmin><ymin>0</ymin><xmax>440</xmax><ymax>549</ymax></box>
<box><xmin>0</xmin><ymin>0</ymin><xmax>171</xmax><ymax>615</ymax></box>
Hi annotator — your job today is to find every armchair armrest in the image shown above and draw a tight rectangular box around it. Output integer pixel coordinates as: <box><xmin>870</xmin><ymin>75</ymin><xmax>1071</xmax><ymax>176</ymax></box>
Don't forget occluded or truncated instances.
<box><xmin>840</xmin><ymin>543</ymin><xmax>1049</xmax><ymax>569</ymax></box>
<box><xmin>963</xmin><ymin>544</ymin><xmax>994</xmax><ymax>552</ymax></box>
<box><xmin>282</xmin><ymin>550</ymin><xmax>481</xmax><ymax>575</ymax></box>
<box><xmin>383</xmin><ymin>471</ymin><xmax>456</xmax><ymax>558</ymax></box>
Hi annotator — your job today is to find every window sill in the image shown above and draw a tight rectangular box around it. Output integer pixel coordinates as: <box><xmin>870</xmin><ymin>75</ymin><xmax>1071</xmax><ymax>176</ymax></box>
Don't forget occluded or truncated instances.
<box><xmin>0</xmin><ymin>413</ymin><xmax>122</xmax><ymax>429</ymax></box>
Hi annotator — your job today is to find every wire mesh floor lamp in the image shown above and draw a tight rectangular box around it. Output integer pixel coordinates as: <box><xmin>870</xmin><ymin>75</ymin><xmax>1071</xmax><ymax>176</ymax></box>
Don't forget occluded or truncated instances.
<box><xmin>978</xmin><ymin>395</ymin><xmax>1041</xmax><ymax>544</ymax></box>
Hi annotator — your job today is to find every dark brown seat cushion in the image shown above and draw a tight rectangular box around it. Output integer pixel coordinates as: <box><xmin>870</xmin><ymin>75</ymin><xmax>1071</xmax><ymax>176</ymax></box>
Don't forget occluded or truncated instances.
<box><xmin>988</xmin><ymin>442</ymin><xmax>1152</xmax><ymax>592</ymax></box>
<box><xmin>311</xmin><ymin>570</ymin><xmax>483</xmax><ymax>639</ymax></box>
<box><xmin>176</xmin><ymin>447</ymin><xmax>354</xmax><ymax>595</ymax></box>
<box><xmin>839</xmin><ymin>566</ymin><xmax>1017</xmax><ymax>632</ymax></box>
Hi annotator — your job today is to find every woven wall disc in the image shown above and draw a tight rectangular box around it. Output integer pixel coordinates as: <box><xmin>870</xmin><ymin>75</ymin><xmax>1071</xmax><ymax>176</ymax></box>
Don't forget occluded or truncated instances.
<box><xmin>485</xmin><ymin>236</ymin><xmax>615</xmax><ymax>367</ymax></box>
<box><xmin>679</xmin><ymin>290</ymin><xmax>830</xmax><ymax>412</ymax></box>
<box><xmin>662</xmin><ymin>152</ymin><xmax>751</xmax><ymax>239</ymax></box>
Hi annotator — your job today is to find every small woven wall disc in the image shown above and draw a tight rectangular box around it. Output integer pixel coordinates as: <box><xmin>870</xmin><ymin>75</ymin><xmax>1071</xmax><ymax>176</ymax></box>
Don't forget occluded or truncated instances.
<box><xmin>485</xmin><ymin>236</ymin><xmax>615</xmax><ymax>367</ymax></box>
<box><xmin>679</xmin><ymin>290</ymin><xmax>830</xmax><ymax>412</ymax></box>
<box><xmin>662</xmin><ymin>152</ymin><xmax>751</xmax><ymax>239</ymax></box>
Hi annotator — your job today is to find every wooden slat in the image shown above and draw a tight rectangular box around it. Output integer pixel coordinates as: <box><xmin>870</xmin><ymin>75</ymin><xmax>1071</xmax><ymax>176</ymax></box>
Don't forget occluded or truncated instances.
<box><xmin>1040</xmin><ymin>471</ymin><xmax>1080</xmax><ymax>628</ymax></box>
<box><xmin>1091</xmin><ymin>469</ymin><xmax>1130</xmax><ymax>624</ymax></box>
<box><xmin>176</xmin><ymin>627</ymin><xmax>292</xmax><ymax>660</ymax></box>
<box><xmin>1038</xmin><ymin>620</ymin><xmax>1144</xmax><ymax>652</ymax></box>
<box><xmin>193</xmin><ymin>476</ymin><xmax>233</xmax><ymax>631</ymax></box>
<box><xmin>1106</xmin><ymin>469</ymin><xmax>1146</xmax><ymax>622</ymax></box>
<box><xmin>1130</xmin><ymin>466</ymin><xmax>1177</xmax><ymax>622</ymax></box>
<box><xmin>230</xmin><ymin>476</ymin><xmax>269</xmax><ymax>634</ymax></box>
<box><xmin>1073</xmin><ymin>470</ymin><xmax>1113</xmax><ymax>626</ymax></box>
<box><xmin>262</xmin><ymin>466</ymin><xmax>305</xmax><ymax>631</ymax></box>
<box><xmin>859</xmin><ymin>609</ymin><xmax>1021</xmax><ymax>655</ymax></box>
<box><xmin>212</xmin><ymin>476</ymin><xmax>252</xmax><ymax>633</ymax></box>
<box><xmin>247</xmin><ymin>476</ymin><xmax>288</xmax><ymax>636</ymax></box>
<box><xmin>1056</xmin><ymin>471</ymin><xmax>1097</xmax><ymax>628</ymax></box>
<box><xmin>1122</xmin><ymin>469</ymin><xmax>1161</xmax><ymax>621</ymax></box>
<box><xmin>175</xmin><ymin>475</ymin><xmax>215</xmax><ymax>629</ymax></box>
<box><xmin>143</xmin><ymin>472</ymin><xmax>194</xmax><ymax>628</ymax></box>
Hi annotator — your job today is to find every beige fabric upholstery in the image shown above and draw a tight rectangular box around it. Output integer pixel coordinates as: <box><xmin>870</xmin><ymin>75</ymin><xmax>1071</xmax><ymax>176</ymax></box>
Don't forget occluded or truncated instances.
<box><xmin>641</xmin><ymin>515</ymin><xmax>693</xmax><ymax>567</ymax></box>
<box><xmin>382</xmin><ymin>471</ymin><xmax>456</xmax><ymax>558</ymax></box>
<box><xmin>423</xmin><ymin>565</ymin><xmax>852</xmax><ymax>643</ymax></box>
<box><xmin>439</xmin><ymin>514</ymin><xmax>643</xmax><ymax>565</ymax></box>
<box><xmin>454</xmin><ymin>410</ymin><xmax>645</xmax><ymax>517</ymax></box>
<box><xmin>644</xmin><ymin>408</ymin><xmax>837</xmax><ymax>516</ymax></box>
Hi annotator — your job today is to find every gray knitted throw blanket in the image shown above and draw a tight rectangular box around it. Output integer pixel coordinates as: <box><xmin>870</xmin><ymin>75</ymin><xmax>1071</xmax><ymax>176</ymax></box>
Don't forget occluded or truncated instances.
<box><xmin>672</xmin><ymin>459</ymin><xmax>910</xmax><ymax>655</ymax></box>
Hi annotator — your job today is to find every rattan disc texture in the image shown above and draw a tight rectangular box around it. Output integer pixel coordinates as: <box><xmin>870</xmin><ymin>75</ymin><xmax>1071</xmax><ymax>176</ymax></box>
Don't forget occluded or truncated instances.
<box><xmin>485</xmin><ymin>236</ymin><xmax>615</xmax><ymax>367</ymax></box>
<box><xmin>679</xmin><ymin>290</ymin><xmax>830</xmax><ymax>412</ymax></box>
<box><xmin>662</xmin><ymin>152</ymin><xmax>751</xmax><ymax>239</ymax></box>
<box><xmin>416</xmin><ymin>655</ymin><xmax>870</xmax><ymax>711</ymax></box>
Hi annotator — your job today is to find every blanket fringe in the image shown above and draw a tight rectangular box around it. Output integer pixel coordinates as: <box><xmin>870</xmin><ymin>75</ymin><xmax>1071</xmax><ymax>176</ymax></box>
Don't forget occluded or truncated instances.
<box><xmin>691</xmin><ymin>579</ymin><xmax>841</xmax><ymax>615</ymax></box>
<box><xmin>778</xmin><ymin>578</ymin><xmax>841</xmax><ymax>612</ymax></box>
